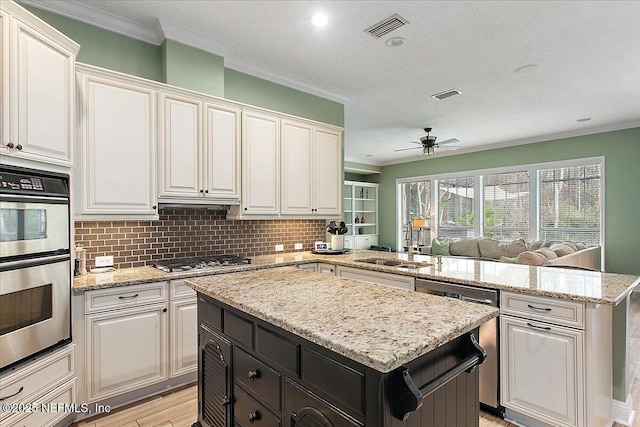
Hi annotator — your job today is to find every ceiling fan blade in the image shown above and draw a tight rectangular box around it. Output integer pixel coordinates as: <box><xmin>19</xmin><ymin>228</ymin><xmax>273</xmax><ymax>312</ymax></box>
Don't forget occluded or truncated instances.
<box><xmin>437</xmin><ymin>138</ymin><xmax>460</xmax><ymax>145</ymax></box>
<box><xmin>394</xmin><ymin>146</ymin><xmax>423</xmax><ymax>152</ymax></box>
<box><xmin>409</xmin><ymin>141</ymin><xmax>423</xmax><ymax>145</ymax></box>
<box><xmin>438</xmin><ymin>145</ymin><xmax>461</xmax><ymax>151</ymax></box>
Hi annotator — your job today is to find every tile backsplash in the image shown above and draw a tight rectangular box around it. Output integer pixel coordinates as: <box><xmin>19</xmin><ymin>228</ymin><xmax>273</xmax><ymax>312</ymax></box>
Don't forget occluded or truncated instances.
<box><xmin>75</xmin><ymin>208</ymin><xmax>327</xmax><ymax>269</ymax></box>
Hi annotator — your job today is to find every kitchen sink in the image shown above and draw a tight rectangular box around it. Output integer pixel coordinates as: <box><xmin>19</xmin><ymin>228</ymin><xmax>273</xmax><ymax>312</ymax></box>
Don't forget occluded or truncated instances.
<box><xmin>355</xmin><ymin>258</ymin><xmax>433</xmax><ymax>269</ymax></box>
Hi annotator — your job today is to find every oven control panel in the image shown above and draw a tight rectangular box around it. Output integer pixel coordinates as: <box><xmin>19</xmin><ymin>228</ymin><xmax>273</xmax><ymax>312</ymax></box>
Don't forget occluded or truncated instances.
<box><xmin>0</xmin><ymin>169</ymin><xmax>68</xmax><ymax>197</ymax></box>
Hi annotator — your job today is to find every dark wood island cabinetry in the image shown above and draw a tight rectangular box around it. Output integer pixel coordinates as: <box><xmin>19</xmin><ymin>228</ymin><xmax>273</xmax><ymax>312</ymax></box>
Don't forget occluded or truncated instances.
<box><xmin>193</xmin><ymin>289</ymin><xmax>491</xmax><ymax>427</ymax></box>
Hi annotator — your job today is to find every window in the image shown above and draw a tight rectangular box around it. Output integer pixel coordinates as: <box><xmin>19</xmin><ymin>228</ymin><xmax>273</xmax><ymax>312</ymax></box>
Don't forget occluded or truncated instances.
<box><xmin>396</xmin><ymin>157</ymin><xmax>603</xmax><ymax>250</ymax></box>
<box><xmin>538</xmin><ymin>164</ymin><xmax>601</xmax><ymax>245</ymax></box>
<box><xmin>483</xmin><ymin>171</ymin><xmax>529</xmax><ymax>240</ymax></box>
<box><xmin>438</xmin><ymin>177</ymin><xmax>474</xmax><ymax>239</ymax></box>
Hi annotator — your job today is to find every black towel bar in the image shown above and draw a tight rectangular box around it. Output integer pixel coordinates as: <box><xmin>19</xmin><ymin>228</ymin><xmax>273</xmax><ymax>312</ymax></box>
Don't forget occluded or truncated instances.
<box><xmin>391</xmin><ymin>332</ymin><xmax>487</xmax><ymax>421</ymax></box>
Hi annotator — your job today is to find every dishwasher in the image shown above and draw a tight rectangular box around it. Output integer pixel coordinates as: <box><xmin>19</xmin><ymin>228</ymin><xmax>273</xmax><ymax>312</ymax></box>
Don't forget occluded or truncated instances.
<box><xmin>415</xmin><ymin>279</ymin><xmax>502</xmax><ymax>415</ymax></box>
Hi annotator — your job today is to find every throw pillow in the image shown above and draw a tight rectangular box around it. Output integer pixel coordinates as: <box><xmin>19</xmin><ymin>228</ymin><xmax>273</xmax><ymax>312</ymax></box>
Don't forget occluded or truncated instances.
<box><xmin>499</xmin><ymin>256</ymin><xmax>518</xmax><ymax>263</ymax></box>
<box><xmin>528</xmin><ymin>240</ymin><xmax>545</xmax><ymax>251</ymax></box>
<box><xmin>449</xmin><ymin>238</ymin><xmax>481</xmax><ymax>258</ymax></box>
<box><xmin>575</xmin><ymin>242</ymin><xmax>588</xmax><ymax>251</ymax></box>
<box><xmin>431</xmin><ymin>237</ymin><xmax>450</xmax><ymax>256</ymax></box>
<box><xmin>550</xmin><ymin>243</ymin><xmax>576</xmax><ymax>257</ymax></box>
<box><xmin>516</xmin><ymin>250</ymin><xmax>547</xmax><ymax>266</ymax></box>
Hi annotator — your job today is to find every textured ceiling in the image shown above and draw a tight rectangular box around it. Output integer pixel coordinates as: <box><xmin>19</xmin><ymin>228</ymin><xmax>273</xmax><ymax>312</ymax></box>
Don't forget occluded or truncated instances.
<box><xmin>23</xmin><ymin>0</ymin><xmax>640</xmax><ymax>165</ymax></box>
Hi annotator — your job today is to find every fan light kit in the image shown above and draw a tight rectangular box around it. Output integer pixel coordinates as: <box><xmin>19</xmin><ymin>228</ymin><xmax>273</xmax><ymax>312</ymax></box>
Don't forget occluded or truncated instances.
<box><xmin>394</xmin><ymin>127</ymin><xmax>462</xmax><ymax>156</ymax></box>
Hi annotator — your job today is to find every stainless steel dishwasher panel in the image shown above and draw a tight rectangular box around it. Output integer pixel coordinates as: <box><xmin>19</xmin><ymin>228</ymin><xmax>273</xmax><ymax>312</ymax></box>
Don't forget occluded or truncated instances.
<box><xmin>415</xmin><ymin>279</ymin><xmax>501</xmax><ymax>413</ymax></box>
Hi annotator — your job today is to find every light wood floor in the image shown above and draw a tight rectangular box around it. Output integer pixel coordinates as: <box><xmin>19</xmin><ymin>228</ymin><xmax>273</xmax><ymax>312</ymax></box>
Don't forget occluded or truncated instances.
<box><xmin>74</xmin><ymin>292</ymin><xmax>640</xmax><ymax>427</ymax></box>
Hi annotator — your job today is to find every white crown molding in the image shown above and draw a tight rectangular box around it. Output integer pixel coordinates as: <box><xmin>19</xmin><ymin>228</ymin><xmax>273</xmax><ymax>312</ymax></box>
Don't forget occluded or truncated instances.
<box><xmin>17</xmin><ymin>0</ymin><xmax>159</xmax><ymax>44</ymax></box>
<box><xmin>17</xmin><ymin>0</ymin><xmax>348</xmax><ymax>105</ymax></box>
<box><xmin>155</xmin><ymin>19</ymin><xmax>236</xmax><ymax>57</ymax></box>
<box><xmin>224</xmin><ymin>57</ymin><xmax>350</xmax><ymax>105</ymax></box>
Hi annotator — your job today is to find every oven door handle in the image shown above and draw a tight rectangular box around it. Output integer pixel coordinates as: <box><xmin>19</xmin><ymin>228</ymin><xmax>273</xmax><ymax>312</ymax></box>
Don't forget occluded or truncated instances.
<box><xmin>0</xmin><ymin>254</ymin><xmax>70</xmax><ymax>271</ymax></box>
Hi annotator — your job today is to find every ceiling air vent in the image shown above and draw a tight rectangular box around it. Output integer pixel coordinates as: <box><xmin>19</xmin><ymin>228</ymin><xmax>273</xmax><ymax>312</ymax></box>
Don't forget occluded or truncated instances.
<box><xmin>365</xmin><ymin>14</ymin><xmax>409</xmax><ymax>38</ymax></box>
<box><xmin>432</xmin><ymin>89</ymin><xmax>462</xmax><ymax>101</ymax></box>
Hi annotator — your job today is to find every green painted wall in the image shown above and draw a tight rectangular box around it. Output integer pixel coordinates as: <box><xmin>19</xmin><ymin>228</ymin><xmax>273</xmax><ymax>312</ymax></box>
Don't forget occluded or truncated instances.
<box><xmin>224</xmin><ymin>69</ymin><xmax>344</xmax><ymax>127</ymax></box>
<box><xmin>161</xmin><ymin>40</ymin><xmax>224</xmax><ymax>97</ymax></box>
<box><xmin>377</xmin><ymin>127</ymin><xmax>640</xmax><ymax>275</ymax></box>
<box><xmin>24</xmin><ymin>6</ymin><xmax>162</xmax><ymax>81</ymax></box>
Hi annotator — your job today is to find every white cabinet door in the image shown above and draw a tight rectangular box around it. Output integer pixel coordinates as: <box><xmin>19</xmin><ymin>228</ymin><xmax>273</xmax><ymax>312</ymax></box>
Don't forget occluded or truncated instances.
<box><xmin>170</xmin><ymin>298</ymin><xmax>198</xmax><ymax>378</ymax></box>
<box><xmin>314</xmin><ymin>127</ymin><xmax>342</xmax><ymax>216</ymax></box>
<box><xmin>500</xmin><ymin>316</ymin><xmax>584</xmax><ymax>427</ymax></box>
<box><xmin>281</xmin><ymin>119</ymin><xmax>313</xmax><ymax>215</ymax></box>
<box><xmin>158</xmin><ymin>92</ymin><xmax>202</xmax><ymax>198</ymax></box>
<box><xmin>204</xmin><ymin>102</ymin><xmax>241</xmax><ymax>200</ymax></box>
<box><xmin>354</xmin><ymin>235</ymin><xmax>378</xmax><ymax>250</ymax></box>
<box><xmin>85</xmin><ymin>303</ymin><xmax>168</xmax><ymax>402</ymax></box>
<box><xmin>0</xmin><ymin>9</ymin><xmax>8</xmax><ymax>151</ymax></box>
<box><xmin>242</xmin><ymin>110</ymin><xmax>279</xmax><ymax>214</ymax></box>
<box><xmin>0</xmin><ymin>4</ymin><xmax>78</xmax><ymax>166</ymax></box>
<box><xmin>79</xmin><ymin>70</ymin><xmax>157</xmax><ymax>217</ymax></box>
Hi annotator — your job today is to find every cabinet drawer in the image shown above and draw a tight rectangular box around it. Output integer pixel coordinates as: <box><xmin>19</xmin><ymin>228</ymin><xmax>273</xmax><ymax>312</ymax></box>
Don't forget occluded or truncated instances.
<box><xmin>301</xmin><ymin>348</ymin><xmax>364</xmax><ymax>419</ymax></box>
<box><xmin>500</xmin><ymin>291</ymin><xmax>585</xmax><ymax>329</ymax></box>
<box><xmin>169</xmin><ymin>279</ymin><xmax>196</xmax><ymax>300</ymax></box>
<box><xmin>85</xmin><ymin>281</ymin><xmax>166</xmax><ymax>314</ymax></box>
<box><xmin>234</xmin><ymin>386</ymin><xmax>280</xmax><ymax>427</ymax></box>
<box><xmin>256</xmin><ymin>326</ymin><xmax>299</xmax><ymax>376</ymax></box>
<box><xmin>224</xmin><ymin>311</ymin><xmax>254</xmax><ymax>349</ymax></box>
<box><xmin>3</xmin><ymin>378</ymin><xmax>76</xmax><ymax>427</ymax></box>
<box><xmin>198</xmin><ymin>296</ymin><xmax>222</xmax><ymax>330</ymax></box>
<box><xmin>234</xmin><ymin>347</ymin><xmax>281</xmax><ymax>412</ymax></box>
<box><xmin>0</xmin><ymin>345</ymin><xmax>75</xmax><ymax>422</ymax></box>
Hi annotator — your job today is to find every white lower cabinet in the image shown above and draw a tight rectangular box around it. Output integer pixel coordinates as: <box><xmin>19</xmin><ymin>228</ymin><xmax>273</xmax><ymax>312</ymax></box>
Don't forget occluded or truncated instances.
<box><xmin>336</xmin><ymin>265</ymin><xmax>414</xmax><ymax>290</ymax></box>
<box><xmin>79</xmin><ymin>280</ymin><xmax>198</xmax><ymax>410</ymax></box>
<box><xmin>169</xmin><ymin>280</ymin><xmax>197</xmax><ymax>378</ymax></box>
<box><xmin>0</xmin><ymin>344</ymin><xmax>76</xmax><ymax>426</ymax></box>
<box><xmin>354</xmin><ymin>235</ymin><xmax>378</xmax><ymax>250</ymax></box>
<box><xmin>296</xmin><ymin>263</ymin><xmax>336</xmax><ymax>274</ymax></box>
<box><xmin>500</xmin><ymin>291</ymin><xmax>613</xmax><ymax>427</ymax></box>
<box><xmin>85</xmin><ymin>303</ymin><xmax>168</xmax><ymax>402</ymax></box>
<box><xmin>3</xmin><ymin>379</ymin><xmax>76</xmax><ymax>427</ymax></box>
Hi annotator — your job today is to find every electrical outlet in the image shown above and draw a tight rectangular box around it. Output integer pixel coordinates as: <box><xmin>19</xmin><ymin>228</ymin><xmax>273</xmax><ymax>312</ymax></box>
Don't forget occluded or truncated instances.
<box><xmin>95</xmin><ymin>255</ymin><xmax>113</xmax><ymax>267</ymax></box>
<box><xmin>294</xmin><ymin>243</ymin><xmax>303</xmax><ymax>250</ymax></box>
<box><xmin>275</xmin><ymin>244</ymin><xmax>284</xmax><ymax>252</ymax></box>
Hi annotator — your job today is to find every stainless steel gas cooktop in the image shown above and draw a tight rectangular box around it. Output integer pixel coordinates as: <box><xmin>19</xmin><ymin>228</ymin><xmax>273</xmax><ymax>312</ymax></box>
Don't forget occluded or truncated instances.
<box><xmin>153</xmin><ymin>255</ymin><xmax>251</xmax><ymax>273</ymax></box>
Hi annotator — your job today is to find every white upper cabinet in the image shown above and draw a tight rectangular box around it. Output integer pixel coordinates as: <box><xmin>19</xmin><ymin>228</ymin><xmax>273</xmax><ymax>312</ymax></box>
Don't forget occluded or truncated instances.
<box><xmin>203</xmin><ymin>101</ymin><xmax>240</xmax><ymax>200</ymax></box>
<box><xmin>281</xmin><ymin>119</ymin><xmax>313</xmax><ymax>215</ymax></box>
<box><xmin>157</xmin><ymin>88</ymin><xmax>240</xmax><ymax>204</ymax></box>
<box><xmin>313</xmin><ymin>127</ymin><xmax>342</xmax><ymax>216</ymax></box>
<box><xmin>77</xmin><ymin>66</ymin><xmax>157</xmax><ymax>218</ymax></box>
<box><xmin>0</xmin><ymin>1</ymin><xmax>79</xmax><ymax>167</ymax></box>
<box><xmin>158</xmin><ymin>91</ymin><xmax>202</xmax><ymax>198</ymax></box>
<box><xmin>280</xmin><ymin>119</ymin><xmax>342</xmax><ymax>216</ymax></box>
<box><xmin>239</xmin><ymin>110</ymin><xmax>280</xmax><ymax>215</ymax></box>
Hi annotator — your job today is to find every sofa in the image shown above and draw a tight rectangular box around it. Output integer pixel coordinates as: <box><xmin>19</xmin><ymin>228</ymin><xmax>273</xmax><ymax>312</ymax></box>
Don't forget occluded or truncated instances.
<box><xmin>420</xmin><ymin>237</ymin><xmax>602</xmax><ymax>271</ymax></box>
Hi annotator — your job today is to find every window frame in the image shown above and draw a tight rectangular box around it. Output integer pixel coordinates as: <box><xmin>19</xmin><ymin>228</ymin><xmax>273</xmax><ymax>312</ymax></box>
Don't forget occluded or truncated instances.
<box><xmin>395</xmin><ymin>156</ymin><xmax>605</xmax><ymax>262</ymax></box>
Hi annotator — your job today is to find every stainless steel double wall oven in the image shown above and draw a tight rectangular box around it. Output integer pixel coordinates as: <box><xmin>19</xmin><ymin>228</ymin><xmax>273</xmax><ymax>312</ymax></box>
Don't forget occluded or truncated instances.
<box><xmin>0</xmin><ymin>165</ymin><xmax>71</xmax><ymax>371</ymax></box>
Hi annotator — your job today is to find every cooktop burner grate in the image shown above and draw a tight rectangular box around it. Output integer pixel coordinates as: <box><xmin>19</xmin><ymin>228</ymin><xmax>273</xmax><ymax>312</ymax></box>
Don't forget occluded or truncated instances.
<box><xmin>154</xmin><ymin>255</ymin><xmax>251</xmax><ymax>273</ymax></box>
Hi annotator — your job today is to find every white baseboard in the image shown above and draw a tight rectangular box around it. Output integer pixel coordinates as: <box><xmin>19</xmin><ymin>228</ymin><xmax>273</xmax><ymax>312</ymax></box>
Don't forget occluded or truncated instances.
<box><xmin>611</xmin><ymin>394</ymin><xmax>636</xmax><ymax>426</ymax></box>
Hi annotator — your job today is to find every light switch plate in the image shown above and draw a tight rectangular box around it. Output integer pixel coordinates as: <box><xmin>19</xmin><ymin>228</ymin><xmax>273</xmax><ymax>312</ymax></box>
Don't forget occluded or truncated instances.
<box><xmin>95</xmin><ymin>255</ymin><xmax>113</xmax><ymax>267</ymax></box>
<box><xmin>275</xmin><ymin>244</ymin><xmax>284</xmax><ymax>252</ymax></box>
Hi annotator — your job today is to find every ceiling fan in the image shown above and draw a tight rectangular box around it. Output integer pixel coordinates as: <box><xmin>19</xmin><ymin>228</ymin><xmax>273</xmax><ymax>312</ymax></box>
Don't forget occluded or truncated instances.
<box><xmin>395</xmin><ymin>127</ymin><xmax>462</xmax><ymax>155</ymax></box>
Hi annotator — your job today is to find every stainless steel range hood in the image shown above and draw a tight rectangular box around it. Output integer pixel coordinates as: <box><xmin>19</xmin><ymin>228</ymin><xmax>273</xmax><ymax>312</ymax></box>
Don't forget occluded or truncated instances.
<box><xmin>157</xmin><ymin>198</ymin><xmax>239</xmax><ymax>210</ymax></box>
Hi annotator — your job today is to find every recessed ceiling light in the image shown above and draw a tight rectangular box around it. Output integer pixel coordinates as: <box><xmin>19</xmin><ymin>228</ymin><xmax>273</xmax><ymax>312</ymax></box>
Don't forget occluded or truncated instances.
<box><xmin>385</xmin><ymin>37</ymin><xmax>405</xmax><ymax>47</ymax></box>
<box><xmin>513</xmin><ymin>64</ymin><xmax>539</xmax><ymax>74</ymax></box>
<box><xmin>312</xmin><ymin>13</ymin><xmax>328</xmax><ymax>27</ymax></box>
<box><xmin>365</xmin><ymin>154</ymin><xmax>373</xmax><ymax>157</ymax></box>
<box><xmin>577</xmin><ymin>117</ymin><xmax>591</xmax><ymax>122</ymax></box>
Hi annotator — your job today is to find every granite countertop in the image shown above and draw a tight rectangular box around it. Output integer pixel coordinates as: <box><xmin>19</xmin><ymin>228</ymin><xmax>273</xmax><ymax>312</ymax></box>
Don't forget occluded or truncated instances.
<box><xmin>72</xmin><ymin>250</ymin><xmax>640</xmax><ymax>305</ymax></box>
<box><xmin>187</xmin><ymin>267</ymin><xmax>499</xmax><ymax>373</ymax></box>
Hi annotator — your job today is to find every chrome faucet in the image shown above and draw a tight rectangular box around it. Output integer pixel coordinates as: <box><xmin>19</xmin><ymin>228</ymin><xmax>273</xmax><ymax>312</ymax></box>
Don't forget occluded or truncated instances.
<box><xmin>405</xmin><ymin>221</ymin><xmax>417</xmax><ymax>256</ymax></box>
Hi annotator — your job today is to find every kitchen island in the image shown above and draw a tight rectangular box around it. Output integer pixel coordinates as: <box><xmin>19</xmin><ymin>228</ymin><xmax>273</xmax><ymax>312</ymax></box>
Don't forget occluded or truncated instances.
<box><xmin>187</xmin><ymin>267</ymin><xmax>499</xmax><ymax>427</ymax></box>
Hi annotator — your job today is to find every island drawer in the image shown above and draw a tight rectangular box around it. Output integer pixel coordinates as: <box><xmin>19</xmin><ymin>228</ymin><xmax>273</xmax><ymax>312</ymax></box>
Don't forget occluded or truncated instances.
<box><xmin>84</xmin><ymin>281</ymin><xmax>166</xmax><ymax>313</ymax></box>
<box><xmin>301</xmin><ymin>348</ymin><xmax>365</xmax><ymax>419</ymax></box>
<box><xmin>234</xmin><ymin>386</ymin><xmax>281</xmax><ymax>427</ymax></box>
<box><xmin>256</xmin><ymin>326</ymin><xmax>299</xmax><ymax>376</ymax></box>
<box><xmin>224</xmin><ymin>311</ymin><xmax>254</xmax><ymax>348</ymax></box>
<box><xmin>235</xmin><ymin>347</ymin><xmax>282</xmax><ymax>412</ymax></box>
<box><xmin>500</xmin><ymin>291</ymin><xmax>585</xmax><ymax>329</ymax></box>
<box><xmin>198</xmin><ymin>296</ymin><xmax>222</xmax><ymax>330</ymax></box>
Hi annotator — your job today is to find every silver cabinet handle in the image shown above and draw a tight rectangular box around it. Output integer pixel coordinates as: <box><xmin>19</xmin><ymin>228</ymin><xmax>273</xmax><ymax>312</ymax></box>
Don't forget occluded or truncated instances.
<box><xmin>527</xmin><ymin>304</ymin><xmax>551</xmax><ymax>312</ymax></box>
<box><xmin>0</xmin><ymin>386</ymin><xmax>24</xmax><ymax>401</ymax></box>
<box><xmin>527</xmin><ymin>322</ymin><xmax>551</xmax><ymax>331</ymax></box>
<box><xmin>118</xmin><ymin>293</ymin><xmax>139</xmax><ymax>300</ymax></box>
